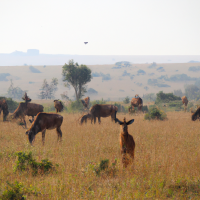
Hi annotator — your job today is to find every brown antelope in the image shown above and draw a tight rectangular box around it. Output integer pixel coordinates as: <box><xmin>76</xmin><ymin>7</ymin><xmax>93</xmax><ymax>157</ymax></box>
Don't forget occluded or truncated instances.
<box><xmin>129</xmin><ymin>96</ymin><xmax>143</xmax><ymax>113</ymax></box>
<box><xmin>80</xmin><ymin>104</ymin><xmax>118</xmax><ymax>124</ymax></box>
<box><xmin>54</xmin><ymin>100</ymin><xmax>64</xmax><ymax>113</ymax></box>
<box><xmin>25</xmin><ymin>112</ymin><xmax>63</xmax><ymax>145</ymax></box>
<box><xmin>115</xmin><ymin>114</ymin><xmax>135</xmax><ymax>168</ymax></box>
<box><xmin>192</xmin><ymin>107</ymin><xmax>200</xmax><ymax>121</ymax></box>
<box><xmin>12</xmin><ymin>102</ymin><xmax>44</xmax><ymax>128</ymax></box>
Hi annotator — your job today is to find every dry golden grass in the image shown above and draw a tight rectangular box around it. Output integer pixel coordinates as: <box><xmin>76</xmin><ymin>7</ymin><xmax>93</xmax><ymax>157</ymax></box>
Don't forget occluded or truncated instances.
<box><xmin>0</xmin><ymin>112</ymin><xmax>200</xmax><ymax>199</ymax></box>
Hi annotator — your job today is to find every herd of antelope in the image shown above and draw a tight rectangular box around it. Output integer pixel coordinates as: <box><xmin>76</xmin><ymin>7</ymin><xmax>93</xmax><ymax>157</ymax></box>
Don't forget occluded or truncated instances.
<box><xmin>0</xmin><ymin>93</ymin><xmax>199</xmax><ymax>168</ymax></box>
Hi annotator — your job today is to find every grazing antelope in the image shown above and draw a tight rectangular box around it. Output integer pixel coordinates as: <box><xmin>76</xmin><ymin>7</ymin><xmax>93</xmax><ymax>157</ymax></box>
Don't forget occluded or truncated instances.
<box><xmin>115</xmin><ymin>114</ymin><xmax>135</xmax><ymax>168</ymax></box>
<box><xmin>80</xmin><ymin>104</ymin><xmax>118</xmax><ymax>124</ymax></box>
<box><xmin>129</xmin><ymin>96</ymin><xmax>143</xmax><ymax>113</ymax></box>
<box><xmin>11</xmin><ymin>102</ymin><xmax>44</xmax><ymax>128</ymax></box>
<box><xmin>192</xmin><ymin>107</ymin><xmax>200</xmax><ymax>121</ymax></box>
<box><xmin>54</xmin><ymin>100</ymin><xmax>64</xmax><ymax>113</ymax></box>
<box><xmin>25</xmin><ymin>112</ymin><xmax>63</xmax><ymax>145</ymax></box>
<box><xmin>0</xmin><ymin>99</ymin><xmax>9</xmax><ymax>121</ymax></box>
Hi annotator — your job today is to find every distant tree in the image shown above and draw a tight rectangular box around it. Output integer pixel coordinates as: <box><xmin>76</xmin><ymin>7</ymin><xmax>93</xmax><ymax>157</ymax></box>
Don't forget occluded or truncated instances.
<box><xmin>123</xmin><ymin>96</ymin><xmax>130</xmax><ymax>104</ymax></box>
<box><xmin>173</xmin><ymin>89</ymin><xmax>184</xmax><ymax>97</ymax></box>
<box><xmin>185</xmin><ymin>85</ymin><xmax>200</xmax><ymax>100</ymax></box>
<box><xmin>62</xmin><ymin>60</ymin><xmax>92</xmax><ymax>101</ymax></box>
<box><xmin>7</xmin><ymin>80</ymin><xmax>26</xmax><ymax>100</ymax></box>
<box><xmin>60</xmin><ymin>91</ymin><xmax>69</xmax><ymax>100</ymax></box>
<box><xmin>143</xmin><ymin>93</ymin><xmax>156</xmax><ymax>101</ymax></box>
<box><xmin>38</xmin><ymin>78</ymin><xmax>58</xmax><ymax>99</ymax></box>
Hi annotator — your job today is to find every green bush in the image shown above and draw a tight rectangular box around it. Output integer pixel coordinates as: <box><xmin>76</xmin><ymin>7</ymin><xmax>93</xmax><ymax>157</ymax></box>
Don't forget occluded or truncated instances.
<box><xmin>14</xmin><ymin>151</ymin><xmax>58</xmax><ymax>176</ymax></box>
<box><xmin>0</xmin><ymin>97</ymin><xmax>19</xmax><ymax>112</ymax></box>
<box><xmin>144</xmin><ymin>106</ymin><xmax>167</xmax><ymax>120</ymax></box>
<box><xmin>90</xmin><ymin>159</ymin><xmax>117</xmax><ymax>177</ymax></box>
<box><xmin>155</xmin><ymin>91</ymin><xmax>181</xmax><ymax>104</ymax></box>
<box><xmin>90</xmin><ymin>98</ymin><xmax>106</xmax><ymax>107</ymax></box>
<box><xmin>67</xmin><ymin>100</ymin><xmax>84</xmax><ymax>113</ymax></box>
<box><xmin>0</xmin><ymin>181</ymin><xmax>39</xmax><ymax>200</ymax></box>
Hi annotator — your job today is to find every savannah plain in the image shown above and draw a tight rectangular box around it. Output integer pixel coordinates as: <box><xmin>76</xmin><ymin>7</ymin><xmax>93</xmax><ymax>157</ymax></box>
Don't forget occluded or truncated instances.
<box><xmin>1</xmin><ymin>62</ymin><xmax>200</xmax><ymax>100</ymax></box>
<box><xmin>1</xmin><ymin>109</ymin><xmax>200</xmax><ymax>199</ymax></box>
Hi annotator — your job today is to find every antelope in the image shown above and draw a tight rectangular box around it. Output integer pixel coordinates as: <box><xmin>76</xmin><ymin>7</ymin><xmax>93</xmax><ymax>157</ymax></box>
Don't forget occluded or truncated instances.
<box><xmin>25</xmin><ymin>112</ymin><xmax>63</xmax><ymax>145</ymax></box>
<box><xmin>115</xmin><ymin>114</ymin><xmax>135</xmax><ymax>168</ymax></box>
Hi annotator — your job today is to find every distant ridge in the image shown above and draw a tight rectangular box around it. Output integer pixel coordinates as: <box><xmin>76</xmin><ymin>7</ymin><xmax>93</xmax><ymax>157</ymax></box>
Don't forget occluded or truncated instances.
<box><xmin>1</xmin><ymin>51</ymin><xmax>200</xmax><ymax>66</ymax></box>
<box><xmin>188</xmin><ymin>60</ymin><xmax>200</xmax><ymax>63</ymax></box>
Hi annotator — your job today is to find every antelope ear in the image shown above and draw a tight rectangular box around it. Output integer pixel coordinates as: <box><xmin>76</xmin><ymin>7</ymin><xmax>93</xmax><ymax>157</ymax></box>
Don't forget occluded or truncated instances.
<box><xmin>115</xmin><ymin>118</ymin><xmax>123</xmax><ymax>125</ymax></box>
<box><xmin>25</xmin><ymin>131</ymin><xmax>29</xmax><ymax>135</ymax></box>
<box><xmin>126</xmin><ymin>119</ymin><xmax>134</xmax><ymax>125</ymax></box>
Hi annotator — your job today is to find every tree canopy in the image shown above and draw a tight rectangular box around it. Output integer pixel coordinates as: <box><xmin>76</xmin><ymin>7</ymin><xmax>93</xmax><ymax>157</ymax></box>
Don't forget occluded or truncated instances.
<box><xmin>62</xmin><ymin>60</ymin><xmax>92</xmax><ymax>101</ymax></box>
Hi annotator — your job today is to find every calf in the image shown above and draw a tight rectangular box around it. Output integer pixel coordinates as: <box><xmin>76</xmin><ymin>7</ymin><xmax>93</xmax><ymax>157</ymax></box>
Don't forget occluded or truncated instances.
<box><xmin>25</xmin><ymin>112</ymin><xmax>63</xmax><ymax>145</ymax></box>
<box><xmin>115</xmin><ymin>115</ymin><xmax>135</xmax><ymax>168</ymax></box>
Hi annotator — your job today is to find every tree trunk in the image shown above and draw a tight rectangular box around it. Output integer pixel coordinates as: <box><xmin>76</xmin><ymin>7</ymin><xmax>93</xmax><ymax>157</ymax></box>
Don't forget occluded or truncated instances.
<box><xmin>74</xmin><ymin>87</ymin><xmax>78</xmax><ymax>101</ymax></box>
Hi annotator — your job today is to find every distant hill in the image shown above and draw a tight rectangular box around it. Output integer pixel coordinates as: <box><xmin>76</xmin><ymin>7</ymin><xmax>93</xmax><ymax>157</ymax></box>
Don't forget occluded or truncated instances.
<box><xmin>188</xmin><ymin>60</ymin><xmax>200</xmax><ymax>63</ymax></box>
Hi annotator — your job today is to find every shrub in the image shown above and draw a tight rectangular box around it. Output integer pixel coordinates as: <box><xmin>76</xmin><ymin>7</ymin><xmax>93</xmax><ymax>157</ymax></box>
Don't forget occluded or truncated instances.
<box><xmin>123</xmin><ymin>96</ymin><xmax>130</xmax><ymax>104</ymax></box>
<box><xmin>155</xmin><ymin>91</ymin><xmax>181</xmax><ymax>104</ymax></box>
<box><xmin>14</xmin><ymin>151</ymin><xmax>58</xmax><ymax>176</ymax></box>
<box><xmin>0</xmin><ymin>97</ymin><xmax>19</xmax><ymax>112</ymax></box>
<box><xmin>90</xmin><ymin>159</ymin><xmax>117</xmax><ymax>177</ymax></box>
<box><xmin>144</xmin><ymin>107</ymin><xmax>167</xmax><ymax>120</ymax></box>
<box><xmin>67</xmin><ymin>100</ymin><xmax>84</xmax><ymax>113</ymax></box>
<box><xmin>90</xmin><ymin>99</ymin><xmax>106</xmax><ymax>107</ymax></box>
<box><xmin>0</xmin><ymin>181</ymin><xmax>39</xmax><ymax>200</ymax></box>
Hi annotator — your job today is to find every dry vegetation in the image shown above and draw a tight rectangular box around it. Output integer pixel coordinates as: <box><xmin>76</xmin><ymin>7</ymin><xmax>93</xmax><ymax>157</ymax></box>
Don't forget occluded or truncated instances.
<box><xmin>0</xmin><ymin>111</ymin><xmax>200</xmax><ymax>199</ymax></box>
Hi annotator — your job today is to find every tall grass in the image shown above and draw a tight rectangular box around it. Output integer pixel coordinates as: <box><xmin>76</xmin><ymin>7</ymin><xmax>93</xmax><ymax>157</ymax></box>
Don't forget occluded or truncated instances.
<box><xmin>0</xmin><ymin>112</ymin><xmax>200</xmax><ymax>199</ymax></box>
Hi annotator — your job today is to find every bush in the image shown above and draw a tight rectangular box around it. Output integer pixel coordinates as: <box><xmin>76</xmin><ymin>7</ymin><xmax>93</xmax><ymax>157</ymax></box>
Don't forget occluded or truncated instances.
<box><xmin>90</xmin><ymin>98</ymin><xmax>106</xmax><ymax>107</ymax></box>
<box><xmin>155</xmin><ymin>91</ymin><xmax>181</xmax><ymax>104</ymax></box>
<box><xmin>0</xmin><ymin>97</ymin><xmax>19</xmax><ymax>112</ymax></box>
<box><xmin>0</xmin><ymin>181</ymin><xmax>39</xmax><ymax>200</ymax></box>
<box><xmin>14</xmin><ymin>151</ymin><xmax>58</xmax><ymax>176</ymax></box>
<box><xmin>87</xmin><ymin>159</ymin><xmax>117</xmax><ymax>177</ymax></box>
<box><xmin>144</xmin><ymin>107</ymin><xmax>167</xmax><ymax>120</ymax></box>
<box><xmin>67</xmin><ymin>100</ymin><xmax>84</xmax><ymax>113</ymax></box>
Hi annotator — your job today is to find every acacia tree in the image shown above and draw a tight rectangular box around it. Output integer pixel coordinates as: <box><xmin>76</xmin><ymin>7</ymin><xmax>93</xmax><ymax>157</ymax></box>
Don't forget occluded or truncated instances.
<box><xmin>62</xmin><ymin>60</ymin><xmax>92</xmax><ymax>101</ymax></box>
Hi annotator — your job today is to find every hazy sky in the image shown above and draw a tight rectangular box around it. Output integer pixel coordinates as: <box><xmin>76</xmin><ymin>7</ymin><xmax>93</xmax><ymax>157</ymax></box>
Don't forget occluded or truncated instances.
<box><xmin>0</xmin><ymin>0</ymin><xmax>200</xmax><ymax>55</ymax></box>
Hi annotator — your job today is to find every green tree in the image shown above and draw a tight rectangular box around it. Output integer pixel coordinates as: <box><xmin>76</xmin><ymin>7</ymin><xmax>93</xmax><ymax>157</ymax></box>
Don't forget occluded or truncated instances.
<box><xmin>62</xmin><ymin>60</ymin><xmax>92</xmax><ymax>101</ymax></box>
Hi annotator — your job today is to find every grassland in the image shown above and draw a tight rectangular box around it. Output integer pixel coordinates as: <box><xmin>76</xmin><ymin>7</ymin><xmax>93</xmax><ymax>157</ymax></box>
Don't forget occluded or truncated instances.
<box><xmin>0</xmin><ymin>111</ymin><xmax>200</xmax><ymax>199</ymax></box>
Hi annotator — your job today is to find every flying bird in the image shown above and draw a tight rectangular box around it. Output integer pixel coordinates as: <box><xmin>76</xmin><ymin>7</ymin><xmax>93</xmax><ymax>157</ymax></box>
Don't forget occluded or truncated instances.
<box><xmin>84</xmin><ymin>42</ymin><xmax>88</xmax><ymax>45</ymax></box>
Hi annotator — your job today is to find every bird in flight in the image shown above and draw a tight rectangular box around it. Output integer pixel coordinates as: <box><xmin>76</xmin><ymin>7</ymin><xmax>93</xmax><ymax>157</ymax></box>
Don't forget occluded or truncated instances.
<box><xmin>84</xmin><ymin>42</ymin><xmax>88</xmax><ymax>45</ymax></box>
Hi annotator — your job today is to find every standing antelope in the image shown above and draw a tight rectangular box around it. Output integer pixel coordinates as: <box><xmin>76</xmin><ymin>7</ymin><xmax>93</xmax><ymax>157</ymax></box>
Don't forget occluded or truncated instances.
<box><xmin>115</xmin><ymin>114</ymin><xmax>135</xmax><ymax>168</ymax></box>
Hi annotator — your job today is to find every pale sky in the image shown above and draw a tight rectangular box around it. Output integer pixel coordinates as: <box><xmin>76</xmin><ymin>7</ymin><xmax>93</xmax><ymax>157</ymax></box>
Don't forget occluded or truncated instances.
<box><xmin>0</xmin><ymin>0</ymin><xmax>200</xmax><ymax>55</ymax></box>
